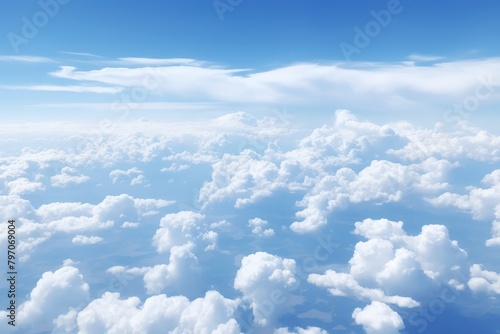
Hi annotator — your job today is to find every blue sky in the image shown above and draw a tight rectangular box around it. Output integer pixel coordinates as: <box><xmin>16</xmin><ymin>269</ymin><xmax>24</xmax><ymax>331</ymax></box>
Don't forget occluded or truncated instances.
<box><xmin>0</xmin><ymin>1</ymin><xmax>500</xmax><ymax>334</ymax></box>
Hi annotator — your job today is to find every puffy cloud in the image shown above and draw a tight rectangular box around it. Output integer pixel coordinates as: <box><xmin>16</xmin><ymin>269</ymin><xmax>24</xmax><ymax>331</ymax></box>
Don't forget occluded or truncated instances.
<box><xmin>3</xmin><ymin>194</ymin><xmax>171</xmax><ymax>260</ymax></box>
<box><xmin>72</xmin><ymin>235</ymin><xmax>103</xmax><ymax>245</ymax></box>
<box><xmin>143</xmin><ymin>242</ymin><xmax>198</xmax><ymax>294</ymax></box>
<box><xmin>161</xmin><ymin>163</ymin><xmax>190</xmax><ymax>172</ymax></box>
<box><xmin>468</xmin><ymin>264</ymin><xmax>500</xmax><ymax>295</ymax></box>
<box><xmin>152</xmin><ymin>211</ymin><xmax>205</xmax><ymax>254</ymax></box>
<box><xmin>0</xmin><ymin>265</ymin><xmax>89</xmax><ymax>332</ymax></box>
<box><xmin>5</xmin><ymin>177</ymin><xmax>44</xmax><ymax>195</ymax></box>
<box><xmin>76</xmin><ymin>290</ymin><xmax>240</xmax><ymax>334</ymax></box>
<box><xmin>291</xmin><ymin>157</ymin><xmax>455</xmax><ymax>233</ymax></box>
<box><xmin>51</xmin><ymin>166</ymin><xmax>90</xmax><ymax>187</ymax></box>
<box><xmin>354</xmin><ymin>218</ymin><xmax>405</xmax><ymax>240</ymax></box>
<box><xmin>234</xmin><ymin>252</ymin><xmax>298</xmax><ymax>326</ymax></box>
<box><xmin>430</xmin><ymin>169</ymin><xmax>500</xmax><ymax>246</ymax></box>
<box><xmin>199</xmin><ymin>149</ymin><xmax>281</xmax><ymax>210</ymax></box>
<box><xmin>197</xmin><ymin>111</ymin><xmax>464</xmax><ymax>234</ymax></box>
<box><xmin>249</xmin><ymin>217</ymin><xmax>275</xmax><ymax>237</ymax></box>
<box><xmin>352</xmin><ymin>301</ymin><xmax>404</xmax><ymax>334</ymax></box>
<box><xmin>202</xmin><ymin>230</ymin><xmax>218</xmax><ymax>251</ymax></box>
<box><xmin>308</xmin><ymin>270</ymin><xmax>419</xmax><ymax>308</ymax></box>
<box><xmin>309</xmin><ymin>219</ymin><xmax>468</xmax><ymax>325</ymax></box>
<box><xmin>109</xmin><ymin>167</ymin><xmax>146</xmax><ymax>185</ymax></box>
<box><xmin>274</xmin><ymin>326</ymin><xmax>328</xmax><ymax>334</ymax></box>
<box><xmin>38</xmin><ymin>194</ymin><xmax>170</xmax><ymax>233</ymax></box>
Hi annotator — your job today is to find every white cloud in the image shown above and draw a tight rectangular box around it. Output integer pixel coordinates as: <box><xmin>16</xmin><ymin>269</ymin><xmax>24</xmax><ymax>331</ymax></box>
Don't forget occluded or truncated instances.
<box><xmin>51</xmin><ymin>167</ymin><xmax>90</xmax><ymax>187</ymax></box>
<box><xmin>0</xmin><ymin>266</ymin><xmax>89</xmax><ymax>332</ymax></box>
<box><xmin>468</xmin><ymin>264</ymin><xmax>500</xmax><ymax>295</ymax></box>
<box><xmin>5</xmin><ymin>177</ymin><xmax>44</xmax><ymax>195</ymax></box>
<box><xmin>274</xmin><ymin>326</ymin><xmax>328</xmax><ymax>334</ymax></box>
<box><xmin>144</xmin><ymin>242</ymin><xmax>198</xmax><ymax>294</ymax></box>
<box><xmin>308</xmin><ymin>270</ymin><xmax>419</xmax><ymax>308</ymax></box>
<box><xmin>249</xmin><ymin>217</ymin><xmax>275</xmax><ymax>237</ymax></box>
<box><xmin>72</xmin><ymin>235</ymin><xmax>103</xmax><ymax>245</ymax></box>
<box><xmin>202</xmin><ymin>231</ymin><xmax>218</xmax><ymax>251</ymax></box>
<box><xmin>352</xmin><ymin>301</ymin><xmax>404</xmax><ymax>334</ymax></box>
<box><xmin>309</xmin><ymin>219</ymin><xmax>468</xmax><ymax>324</ymax></box>
<box><xmin>109</xmin><ymin>167</ymin><xmax>143</xmax><ymax>184</ymax></box>
<box><xmin>430</xmin><ymin>169</ymin><xmax>500</xmax><ymax>246</ymax></box>
<box><xmin>152</xmin><ymin>211</ymin><xmax>205</xmax><ymax>254</ymax></box>
<box><xmin>76</xmin><ymin>290</ymin><xmax>240</xmax><ymax>334</ymax></box>
<box><xmin>234</xmin><ymin>252</ymin><xmax>298</xmax><ymax>326</ymax></box>
<box><xmin>197</xmin><ymin>110</ymin><xmax>471</xmax><ymax>234</ymax></box>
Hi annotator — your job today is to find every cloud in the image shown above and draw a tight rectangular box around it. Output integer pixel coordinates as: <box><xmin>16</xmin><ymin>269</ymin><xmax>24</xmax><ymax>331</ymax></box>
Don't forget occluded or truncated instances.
<box><xmin>3</xmin><ymin>194</ymin><xmax>171</xmax><ymax>260</ymax></box>
<box><xmin>352</xmin><ymin>301</ymin><xmax>404</xmax><ymax>334</ymax></box>
<box><xmin>274</xmin><ymin>326</ymin><xmax>328</xmax><ymax>334</ymax></box>
<box><xmin>0</xmin><ymin>265</ymin><xmax>89</xmax><ymax>332</ymax></box>
<box><xmin>0</xmin><ymin>55</ymin><xmax>54</xmax><ymax>63</ymax></box>
<box><xmin>109</xmin><ymin>167</ymin><xmax>143</xmax><ymax>184</ymax></box>
<box><xmin>234</xmin><ymin>252</ymin><xmax>298</xmax><ymax>326</ymax></box>
<box><xmin>430</xmin><ymin>169</ymin><xmax>500</xmax><ymax>246</ymax></box>
<box><xmin>5</xmin><ymin>177</ymin><xmax>44</xmax><ymax>195</ymax></box>
<box><xmin>143</xmin><ymin>242</ymin><xmax>198</xmax><ymax>294</ymax></box>
<box><xmin>72</xmin><ymin>235</ymin><xmax>103</xmax><ymax>245</ymax></box>
<box><xmin>468</xmin><ymin>264</ymin><xmax>500</xmax><ymax>295</ymax></box>
<box><xmin>51</xmin><ymin>166</ymin><xmax>90</xmax><ymax>187</ymax></box>
<box><xmin>152</xmin><ymin>211</ymin><xmax>205</xmax><ymax>254</ymax></box>
<box><xmin>75</xmin><ymin>290</ymin><xmax>240</xmax><ymax>334</ymax></box>
<box><xmin>198</xmin><ymin>110</ymin><xmax>479</xmax><ymax>233</ymax></box>
<box><xmin>249</xmin><ymin>217</ymin><xmax>275</xmax><ymax>237</ymax></box>
<box><xmin>0</xmin><ymin>85</ymin><xmax>123</xmax><ymax>94</ymax></box>
<box><xmin>308</xmin><ymin>219</ymin><xmax>468</xmax><ymax>324</ymax></box>
<box><xmin>407</xmin><ymin>54</ymin><xmax>444</xmax><ymax>62</ymax></box>
<box><xmin>308</xmin><ymin>270</ymin><xmax>419</xmax><ymax>308</ymax></box>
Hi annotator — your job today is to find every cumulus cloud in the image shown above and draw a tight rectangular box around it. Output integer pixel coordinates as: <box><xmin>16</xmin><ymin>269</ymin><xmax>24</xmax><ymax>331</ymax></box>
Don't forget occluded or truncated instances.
<box><xmin>47</xmin><ymin>58</ymin><xmax>500</xmax><ymax>114</ymax></box>
<box><xmin>72</xmin><ymin>235</ymin><xmax>103</xmax><ymax>245</ymax></box>
<box><xmin>234</xmin><ymin>252</ymin><xmax>298</xmax><ymax>326</ymax></box>
<box><xmin>249</xmin><ymin>217</ymin><xmax>275</xmax><ymax>237</ymax></box>
<box><xmin>430</xmin><ymin>169</ymin><xmax>500</xmax><ymax>246</ymax></box>
<box><xmin>113</xmin><ymin>210</ymin><xmax>221</xmax><ymax>293</ymax></box>
<box><xmin>0</xmin><ymin>266</ymin><xmax>89</xmax><ymax>332</ymax></box>
<box><xmin>143</xmin><ymin>242</ymin><xmax>198</xmax><ymax>294</ymax></box>
<box><xmin>152</xmin><ymin>211</ymin><xmax>205</xmax><ymax>254</ymax></box>
<box><xmin>5</xmin><ymin>177</ymin><xmax>44</xmax><ymax>195</ymax></box>
<box><xmin>51</xmin><ymin>166</ymin><xmax>90</xmax><ymax>187</ymax></box>
<box><xmin>308</xmin><ymin>218</ymin><xmax>468</xmax><ymax>325</ymax></box>
<box><xmin>109</xmin><ymin>167</ymin><xmax>145</xmax><ymax>184</ymax></box>
<box><xmin>75</xmin><ymin>290</ymin><xmax>240</xmax><ymax>334</ymax></box>
<box><xmin>352</xmin><ymin>301</ymin><xmax>404</xmax><ymax>334</ymax></box>
<box><xmin>468</xmin><ymin>264</ymin><xmax>500</xmax><ymax>295</ymax></box>
<box><xmin>198</xmin><ymin>110</ymin><xmax>470</xmax><ymax>233</ymax></box>
<box><xmin>274</xmin><ymin>326</ymin><xmax>328</xmax><ymax>334</ymax></box>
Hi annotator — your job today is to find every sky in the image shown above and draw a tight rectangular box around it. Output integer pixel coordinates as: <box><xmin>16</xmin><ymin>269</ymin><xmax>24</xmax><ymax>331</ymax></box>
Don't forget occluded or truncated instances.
<box><xmin>0</xmin><ymin>1</ymin><xmax>499</xmax><ymax>334</ymax></box>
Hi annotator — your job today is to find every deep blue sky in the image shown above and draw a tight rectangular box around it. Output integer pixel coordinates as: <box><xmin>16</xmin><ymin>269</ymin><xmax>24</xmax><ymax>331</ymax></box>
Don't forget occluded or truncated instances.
<box><xmin>1</xmin><ymin>0</ymin><xmax>499</xmax><ymax>65</ymax></box>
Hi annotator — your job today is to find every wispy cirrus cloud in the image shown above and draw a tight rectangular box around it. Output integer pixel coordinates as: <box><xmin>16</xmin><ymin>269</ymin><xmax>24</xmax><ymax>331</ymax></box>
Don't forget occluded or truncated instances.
<box><xmin>0</xmin><ymin>85</ymin><xmax>123</xmax><ymax>94</ymax></box>
<box><xmin>0</xmin><ymin>55</ymin><xmax>54</xmax><ymax>63</ymax></box>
